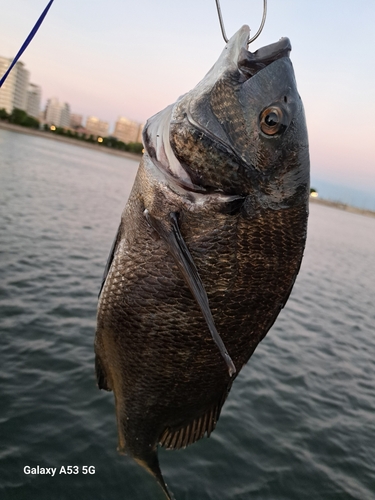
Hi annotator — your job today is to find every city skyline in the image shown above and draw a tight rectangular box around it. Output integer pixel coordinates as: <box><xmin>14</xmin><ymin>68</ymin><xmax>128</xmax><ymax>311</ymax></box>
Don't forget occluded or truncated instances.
<box><xmin>0</xmin><ymin>0</ymin><xmax>375</xmax><ymax>207</ymax></box>
<box><xmin>0</xmin><ymin>54</ymin><xmax>144</xmax><ymax>141</ymax></box>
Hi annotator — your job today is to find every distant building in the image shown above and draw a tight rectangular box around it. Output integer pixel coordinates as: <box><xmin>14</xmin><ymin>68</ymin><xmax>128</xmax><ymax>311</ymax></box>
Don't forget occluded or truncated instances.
<box><xmin>136</xmin><ymin>124</ymin><xmax>144</xmax><ymax>143</ymax></box>
<box><xmin>85</xmin><ymin>116</ymin><xmax>109</xmax><ymax>138</ymax></box>
<box><xmin>113</xmin><ymin>116</ymin><xmax>143</xmax><ymax>143</ymax></box>
<box><xmin>45</xmin><ymin>97</ymin><xmax>61</xmax><ymax>125</ymax></box>
<box><xmin>70</xmin><ymin>113</ymin><xmax>83</xmax><ymax>129</ymax></box>
<box><xmin>0</xmin><ymin>56</ymin><xmax>30</xmax><ymax>113</ymax></box>
<box><xmin>45</xmin><ymin>97</ymin><xmax>71</xmax><ymax>128</ymax></box>
<box><xmin>26</xmin><ymin>83</ymin><xmax>42</xmax><ymax>119</ymax></box>
<box><xmin>60</xmin><ymin>103</ymin><xmax>70</xmax><ymax>128</ymax></box>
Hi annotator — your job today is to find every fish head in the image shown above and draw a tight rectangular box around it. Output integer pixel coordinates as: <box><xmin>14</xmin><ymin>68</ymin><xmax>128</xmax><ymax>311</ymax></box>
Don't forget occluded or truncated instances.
<box><xmin>143</xmin><ymin>25</ymin><xmax>309</xmax><ymax>201</ymax></box>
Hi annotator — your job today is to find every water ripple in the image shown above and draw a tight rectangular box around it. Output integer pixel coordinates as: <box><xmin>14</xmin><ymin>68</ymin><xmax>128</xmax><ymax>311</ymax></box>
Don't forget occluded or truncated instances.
<box><xmin>1</xmin><ymin>130</ymin><xmax>375</xmax><ymax>499</ymax></box>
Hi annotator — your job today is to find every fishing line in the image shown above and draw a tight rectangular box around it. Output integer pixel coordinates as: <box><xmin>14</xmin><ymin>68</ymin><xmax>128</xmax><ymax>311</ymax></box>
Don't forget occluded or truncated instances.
<box><xmin>0</xmin><ymin>0</ymin><xmax>55</xmax><ymax>88</ymax></box>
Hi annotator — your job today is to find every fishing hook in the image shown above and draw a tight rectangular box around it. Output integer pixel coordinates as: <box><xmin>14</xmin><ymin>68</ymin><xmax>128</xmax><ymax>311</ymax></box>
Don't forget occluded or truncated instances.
<box><xmin>214</xmin><ymin>0</ymin><xmax>267</xmax><ymax>45</ymax></box>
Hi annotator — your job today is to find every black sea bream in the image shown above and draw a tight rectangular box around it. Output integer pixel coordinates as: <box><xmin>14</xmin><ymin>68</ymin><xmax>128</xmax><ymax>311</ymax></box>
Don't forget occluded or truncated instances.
<box><xmin>95</xmin><ymin>25</ymin><xmax>310</xmax><ymax>499</ymax></box>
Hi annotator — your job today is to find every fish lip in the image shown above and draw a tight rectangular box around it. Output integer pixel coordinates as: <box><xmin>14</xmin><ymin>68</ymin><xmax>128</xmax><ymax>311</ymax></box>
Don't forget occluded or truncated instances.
<box><xmin>238</xmin><ymin>37</ymin><xmax>292</xmax><ymax>79</ymax></box>
<box><xmin>252</xmin><ymin>37</ymin><xmax>292</xmax><ymax>61</ymax></box>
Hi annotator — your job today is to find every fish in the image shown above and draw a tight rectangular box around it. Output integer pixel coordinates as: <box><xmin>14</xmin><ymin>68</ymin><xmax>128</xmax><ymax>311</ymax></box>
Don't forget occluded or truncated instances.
<box><xmin>95</xmin><ymin>24</ymin><xmax>309</xmax><ymax>499</ymax></box>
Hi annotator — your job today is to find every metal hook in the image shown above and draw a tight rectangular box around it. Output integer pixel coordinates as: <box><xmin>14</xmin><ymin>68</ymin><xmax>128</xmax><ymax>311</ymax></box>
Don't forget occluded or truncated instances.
<box><xmin>214</xmin><ymin>0</ymin><xmax>267</xmax><ymax>45</ymax></box>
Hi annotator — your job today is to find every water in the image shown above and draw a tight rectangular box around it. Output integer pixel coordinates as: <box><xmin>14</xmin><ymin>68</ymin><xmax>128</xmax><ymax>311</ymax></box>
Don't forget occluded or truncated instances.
<box><xmin>1</xmin><ymin>128</ymin><xmax>374</xmax><ymax>500</ymax></box>
<box><xmin>310</xmin><ymin>177</ymin><xmax>375</xmax><ymax>212</ymax></box>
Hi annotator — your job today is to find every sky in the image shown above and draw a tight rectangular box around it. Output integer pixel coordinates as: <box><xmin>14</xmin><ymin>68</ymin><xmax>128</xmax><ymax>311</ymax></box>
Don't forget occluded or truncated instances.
<box><xmin>0</xmin><ymin>0</ymin><xmax>374</xmax><ymax>209</ymax></box>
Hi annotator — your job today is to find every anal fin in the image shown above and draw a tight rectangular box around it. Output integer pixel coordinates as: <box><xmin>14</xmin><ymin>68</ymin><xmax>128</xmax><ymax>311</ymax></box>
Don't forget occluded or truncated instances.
<box><xmin>159</xmin><ymin>395</ymin><xmax>227</xmax><ymax>450</ymax></box>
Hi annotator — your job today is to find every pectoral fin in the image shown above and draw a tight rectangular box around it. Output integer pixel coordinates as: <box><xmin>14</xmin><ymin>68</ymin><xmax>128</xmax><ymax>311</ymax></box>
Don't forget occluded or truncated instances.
<box><xmin>144</xmin><ymin>210</ymin><xmax>236</xmax><ymax>377</ymax></box>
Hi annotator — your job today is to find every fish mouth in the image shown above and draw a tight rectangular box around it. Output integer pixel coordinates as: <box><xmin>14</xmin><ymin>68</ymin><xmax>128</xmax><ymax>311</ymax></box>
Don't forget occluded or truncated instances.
<box><xmin>199</xmin><ymin>24</ymin><xmax>292</xmax><ymax>82</ymax></box>
<box><xmin>237</xmin><ymin>32</ymin><xmax>292</xmax><ymax>79</ymax></box>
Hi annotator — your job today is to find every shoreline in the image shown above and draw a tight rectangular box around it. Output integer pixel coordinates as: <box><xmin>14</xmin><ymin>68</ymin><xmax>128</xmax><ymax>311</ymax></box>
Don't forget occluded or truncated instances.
<box><xmin>310</xmin><ymin>196</ymin><xmax>375</xmax><ymax>219</ymax></box>
<box><xmin>0</xmin><ymin>121</ymin><xmax>142</xmax><ymax>162</ymax></box>
<box><xmin>1</xmin><ymin>121</ymin><xmax>374</xmax><ymax>219</ymax></box>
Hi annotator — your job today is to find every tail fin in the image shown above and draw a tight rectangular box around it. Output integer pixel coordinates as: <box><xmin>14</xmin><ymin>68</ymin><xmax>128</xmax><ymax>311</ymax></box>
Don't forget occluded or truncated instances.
<box><xmin>134</xmin><ymin>450</ymin><xmax>175</xmax><ymax>500</ymax></box>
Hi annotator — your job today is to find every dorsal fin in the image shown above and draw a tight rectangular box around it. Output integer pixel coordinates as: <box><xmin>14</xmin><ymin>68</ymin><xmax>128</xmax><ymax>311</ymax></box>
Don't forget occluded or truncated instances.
<box><xmin>98</xmin><ymin>221</ymin><xmax>122</xmax><ymax>298</ymax></box>
<box><xmin>94</xmin><ymin>353</ymin><xmax>112</xmax><ymax>391</ymax></box>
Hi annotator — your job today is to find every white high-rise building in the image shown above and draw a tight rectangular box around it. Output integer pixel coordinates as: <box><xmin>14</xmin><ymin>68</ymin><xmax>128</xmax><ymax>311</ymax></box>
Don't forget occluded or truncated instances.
<box><xmin>60</xmin><ymin>103</ymin><xmax>70</xmax><ymax>128</ymax></box>
<box><xmin>0</xmin><ymin>56</ymin><xmax>30</xmax><ymax>114</ymax></box>
<box><xmin>113</xmin><ymin>117</ymin><xmax>143</xmax><ymax>143</ymax></box>
<box><xmin>45</xmin><ymin>97</ymin><xmax>71</xmax><ymax>127</ymax></box>
<box><xmin>86</xmin><ymin>116</ymin><xmax>109</xmax><ymax>137</ymax></box>
<box><xmin>26</xmin><ymin>83</ymin><xmax>42</xmax><ymax>119</ymax></box>
<box><xmin>45</xmin><ymin>97</ymin><xmax>61</xmax><ymax>125</ymax></box>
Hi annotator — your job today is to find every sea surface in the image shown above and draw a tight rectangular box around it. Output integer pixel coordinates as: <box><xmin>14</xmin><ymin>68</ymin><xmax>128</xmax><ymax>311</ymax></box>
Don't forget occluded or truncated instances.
<box><xmin>0</xmin><ymin>128</ymin><xmax>374</xmax><ymax>500</ymax></box>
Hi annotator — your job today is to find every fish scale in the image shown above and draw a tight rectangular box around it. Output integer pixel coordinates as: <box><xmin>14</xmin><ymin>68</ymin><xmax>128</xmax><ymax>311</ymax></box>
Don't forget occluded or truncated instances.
<box><xmin>95</xmin><ymin>25</ymin><xmax>309</xmax><ymax>499</ymax></box>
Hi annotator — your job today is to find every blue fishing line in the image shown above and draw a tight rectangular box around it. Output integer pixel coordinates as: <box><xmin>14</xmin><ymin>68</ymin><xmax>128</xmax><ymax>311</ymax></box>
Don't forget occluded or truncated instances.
<box><xmin>0</xmin><ymin>0</ymin><xmax>55</xmax><ymax>88</ymax></box>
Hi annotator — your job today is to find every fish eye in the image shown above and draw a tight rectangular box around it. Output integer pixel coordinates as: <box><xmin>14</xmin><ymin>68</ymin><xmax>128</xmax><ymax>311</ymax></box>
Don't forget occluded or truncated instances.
<box><xmin>260</xmin><ymin>107</ymin><xmax>285</xmax><ymax>136</ymax></box>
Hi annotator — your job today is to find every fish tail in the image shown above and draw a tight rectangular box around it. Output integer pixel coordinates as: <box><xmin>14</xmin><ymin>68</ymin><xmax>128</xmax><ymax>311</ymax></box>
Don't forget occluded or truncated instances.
<box><xmin>134</xmin><ymin>450</ymin><xmax>175</xmax><ymax>500</ymax></box>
